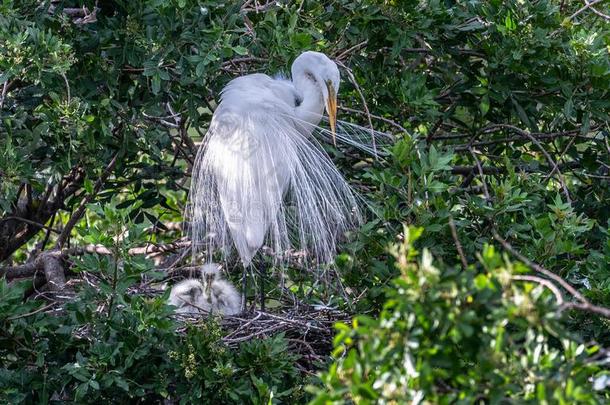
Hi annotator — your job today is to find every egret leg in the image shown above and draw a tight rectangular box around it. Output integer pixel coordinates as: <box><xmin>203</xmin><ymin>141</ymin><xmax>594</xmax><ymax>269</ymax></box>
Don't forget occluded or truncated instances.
<box><xmin>259</xmin><ymin>262</ymin><xmax>266</xmax><ymax>312</ymax></box>
<box><xmin>241</xmin><ymin>264</ymin><xmax>248</xmax><ymax>312</ymax></box>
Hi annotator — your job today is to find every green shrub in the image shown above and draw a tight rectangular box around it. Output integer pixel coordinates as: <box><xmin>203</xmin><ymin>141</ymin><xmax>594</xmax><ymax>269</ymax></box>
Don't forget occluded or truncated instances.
<box><xmin>313</xmin><ymin>227</ymin><xmax>609</xmax><ymax>404</ymax></box>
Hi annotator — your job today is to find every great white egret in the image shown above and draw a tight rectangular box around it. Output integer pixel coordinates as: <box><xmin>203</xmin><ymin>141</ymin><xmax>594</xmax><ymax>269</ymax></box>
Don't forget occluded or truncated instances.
<box><xmin>188</xmin><ymin>51</ymin><xmax>366</xmax><ymax>306</ymax></box>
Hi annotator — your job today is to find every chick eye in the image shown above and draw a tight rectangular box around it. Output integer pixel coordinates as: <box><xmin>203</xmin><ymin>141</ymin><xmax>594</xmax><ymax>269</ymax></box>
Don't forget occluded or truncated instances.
<box><xmin>294</xmin><ymin>95</ymin><xmax>303</xmax><ymax>107</ymax></box>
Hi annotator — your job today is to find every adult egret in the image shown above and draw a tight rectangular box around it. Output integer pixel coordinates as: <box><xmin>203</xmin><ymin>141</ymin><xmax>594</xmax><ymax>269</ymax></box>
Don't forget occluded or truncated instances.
<box><xmin>188</xmin><ymin>51</ymin><xmax>363</xmax><ymax>305</ymax></box>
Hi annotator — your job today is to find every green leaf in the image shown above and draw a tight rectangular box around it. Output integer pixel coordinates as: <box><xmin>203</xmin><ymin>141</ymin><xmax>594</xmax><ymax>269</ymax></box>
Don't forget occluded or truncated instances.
<box><xmin>232</xmin><ymin>46</ymin><xmax>248</xmax><ymax>56</ymax></box>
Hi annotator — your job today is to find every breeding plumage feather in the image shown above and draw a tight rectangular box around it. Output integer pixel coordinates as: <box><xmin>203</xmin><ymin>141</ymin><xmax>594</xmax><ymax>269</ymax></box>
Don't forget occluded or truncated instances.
<box><xmin>187</xmin><ymin>51</ymin><xmax>387</xmax><ymax>269</ymax></box>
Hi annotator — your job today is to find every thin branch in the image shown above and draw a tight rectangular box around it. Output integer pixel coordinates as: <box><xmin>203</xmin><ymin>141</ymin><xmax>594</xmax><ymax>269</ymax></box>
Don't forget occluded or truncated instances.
<box><xmin>40</xmin><ymin>213</ymin><xmax>56</xmax><ymax>251</ymax></box>
<box><xmin>61</xmin><ymin>73</ymin><xmax>70</xmax><ymax>104</ymax></box>
<box><xmin>543</xmin><ymin>130</ymin><xmax>579</xmax><ymax>182</ymax></box>
<box><xmin>0</xmin><ymin>216</ymin><xmax>61</xmax><ymax>234</ymax></box>
<box><xmin>7</xmin><ymin>302</ymin><xmax>57</xmax><ymax>321</ymax></box>
<box><xmin>335</xmin><ymin>40</ymin><xmax>368</xmax><ymax>62</ymax></box>
<box><xmin>568</xmin><ymin>0</ymin><xmax>608</xmax><ymax>20</ymax></box>
<box><xmin>492</xmin><ymin>230</ymin><xmax>587</xmax><ymax>303</ymax></box>
<box><xmin>562</xmin><ymin>302</ymin><xmax>610</xmax><ymax>319</ymax></box>
<box><xmin>335</xmin><ymin>61</ymin><xmax>377</xmax><ymax>157</ymax></box>
<box><xmin>584</xmin><ymin>0</ymin><xmax>610</xmax><ymax>20</ymax></box>
<box><xmin>511</xmin><ymin>275</ymin><xmax>564</xmax><ymax>305</ymax></box>
<box><xmin>448</xmin><ymin>216</ymin><xmax>468</xmax><ymax>269</ymax></box>
<box><xmin>468</xmin><ymin>147</ymin><xmax>492</xmax><ymax>202</ymax></box>
<box><xmin>78</xmin><ymin>240</ymin><xmax>191</xmax><ymax>256</ymax></box>
<box><xmin>220</xmin><ymin>56</ymin><xmax>267</xmax><ymax>68</ymax></box>
<box><xmin>451</xmin><ymin>165</ymin><xmax>502</xmax><ymax>175</ymax></box>
<box><xmin>494</xmin><ymin>124</ymin><xmax>572</xmax><ymax>204</ymax></box>
<box><xmin>339</xmin><ymin>106</ymin><xmax>409</xmax><ymax>133</ymax></box>
<box><xmin>55</xmin><ymin>153</ymin><xmax>119</xmax><ymax>248</ymax></box>
<box><xmin>0</xmin><ymin>79</ymin><xmax>10</xmax><ymax>109</ymax></box>
<box><xmin>240</xmin><ymin>0</ymin><xmax>278</xmax><ymax>13</ymax></box>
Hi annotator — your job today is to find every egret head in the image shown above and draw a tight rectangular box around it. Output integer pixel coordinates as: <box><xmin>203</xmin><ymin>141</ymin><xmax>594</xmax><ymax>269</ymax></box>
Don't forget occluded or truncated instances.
<box><xmin>291</xmin><ymin>51</ymin><xmax>340</xmax><ymax>143</ymax></box>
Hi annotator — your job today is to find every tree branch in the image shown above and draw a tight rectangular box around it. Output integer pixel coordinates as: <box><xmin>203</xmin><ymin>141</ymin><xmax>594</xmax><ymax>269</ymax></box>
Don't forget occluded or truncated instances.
<box><xmin>494</xmin><ymin>231</ymin><xmax>610</xmax><ymax>319</ymax></box>
<box><xmin>55</xmin><ymin>153</ymin><xmax>119</xmax><ymax>248</ymax></box>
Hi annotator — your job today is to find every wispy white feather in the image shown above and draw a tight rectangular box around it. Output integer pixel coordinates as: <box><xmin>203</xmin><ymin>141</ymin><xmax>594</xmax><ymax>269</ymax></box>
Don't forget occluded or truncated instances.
<box><xmin>186</xmin><ymin>52</ymin><xmax>389</xmax><ymax>269</ymax></box>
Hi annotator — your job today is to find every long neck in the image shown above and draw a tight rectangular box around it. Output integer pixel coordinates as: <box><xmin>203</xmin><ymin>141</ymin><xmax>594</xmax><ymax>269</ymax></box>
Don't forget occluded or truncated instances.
<box><xmin>292</xmin><ymin>71</ymin><xmax>324</xmax><ymax>135</ymax></box>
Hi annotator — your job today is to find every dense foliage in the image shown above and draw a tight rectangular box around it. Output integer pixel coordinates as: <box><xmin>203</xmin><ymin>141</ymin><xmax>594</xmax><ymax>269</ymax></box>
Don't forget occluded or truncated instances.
<box><xmin>1</xmin><ymin>0</ymin><xmax>609</xmax><ymax>403</ymax></box>
<box><xmin>316</xmin><ymin>228</ymin><xmax>606</xmax><ymax>403</ymax></box>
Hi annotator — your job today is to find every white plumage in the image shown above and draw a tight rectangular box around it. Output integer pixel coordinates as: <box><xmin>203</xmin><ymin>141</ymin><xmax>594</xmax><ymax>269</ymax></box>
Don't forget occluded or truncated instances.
<box><xmin>201</xmin><ymin>263</ymin><xmax>242</xmax><ymax>315</ymax></box>
<box><xmin>188</xmin><ymin>51</ymin><xmax>362</xmax><ymax>268</ymax></box>
<box><xmin>168</xmin><ymin>264</ymin><xmax>242</xmax><ymax>316</ymax></box>
<box><xmin>168</xmin><ymin>279</ymin><xmax>207</xmax><ymax>314</ymax></box>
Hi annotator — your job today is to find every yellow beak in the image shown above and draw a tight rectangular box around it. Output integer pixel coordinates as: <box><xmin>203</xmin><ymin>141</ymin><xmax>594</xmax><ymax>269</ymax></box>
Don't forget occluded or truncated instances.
<box><xmin>325</xmin><ymin>81</ymin><xmax>337</xmax><ymax>146</ymax></box>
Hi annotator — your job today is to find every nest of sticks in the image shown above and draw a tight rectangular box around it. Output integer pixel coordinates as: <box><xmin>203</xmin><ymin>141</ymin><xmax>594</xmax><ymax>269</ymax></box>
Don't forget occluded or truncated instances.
<box><xmin>11</xmin><ymin>253</ymin><xmax>351</xmax><ymax>375</ymax></box>
<box><xmin>172</xmin><ymin>306</ymin><xmax>350</xmax><ymax>374</ymax></box>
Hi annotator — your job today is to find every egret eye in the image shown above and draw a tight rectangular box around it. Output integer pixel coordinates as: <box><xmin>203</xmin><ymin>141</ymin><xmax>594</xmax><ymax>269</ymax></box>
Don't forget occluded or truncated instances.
<box><xmin>305</xmin><ymin>72</ymin><xmax>316</xmax><ymax>82</ymax></box>
<box><xmin>294</xmin><ymin>95</ymin><xmax>302</xmax><ymax>107</ymax></box>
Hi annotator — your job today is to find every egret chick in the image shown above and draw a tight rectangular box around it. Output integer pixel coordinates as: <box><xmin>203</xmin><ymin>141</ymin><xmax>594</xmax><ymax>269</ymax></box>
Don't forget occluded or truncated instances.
<box><xmin>201</xmin><ymin>263</ymin><xmax>242</xmax><ymax>316</ymax></box>
<box><xmin>168</xmin><ymin>279</ymin><xmax>209</xmax><ymax>314</ymax></box>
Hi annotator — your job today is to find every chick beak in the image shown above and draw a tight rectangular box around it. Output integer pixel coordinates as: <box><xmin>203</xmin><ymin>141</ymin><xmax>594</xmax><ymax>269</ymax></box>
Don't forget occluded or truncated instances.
<box><xmin>204</xmin><ymin>274</ymin><xmax>213</xmax><ymax>293</ymax></box>
<box><xmin>325</xmin><ymin>81</ymin><xmax>337</xmax><ymax>146</ymax></box>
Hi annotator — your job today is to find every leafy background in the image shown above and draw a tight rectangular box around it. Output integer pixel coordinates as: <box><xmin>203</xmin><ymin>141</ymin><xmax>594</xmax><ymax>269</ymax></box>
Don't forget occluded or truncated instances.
<box><xmin>1</xmin><ymin>0</ymin><xmax>610</xmax><ymax>403</ymax></box>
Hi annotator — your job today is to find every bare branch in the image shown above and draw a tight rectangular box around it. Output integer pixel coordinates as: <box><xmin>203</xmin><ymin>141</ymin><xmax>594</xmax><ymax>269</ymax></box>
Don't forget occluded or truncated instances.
<box><xmin>61</xmin><ymin>73</ymin><xmax>70</xmax><ymax>103</ymax></box>
<box><xmin>55</xmin><ymin>153</ymin><xmax>119</xmax><ymax>248</ymax></box>
<box><xmin>0</xmin><ymin>216</ymin><xmax>61</xmax><ymax>234</ymax></box>
<box><xmin>492</xmin><ymin>230</ymin><xmax>587</xmax><ymax>303</ymax></box>
<box><xmin>38</xmin><ymin>251</ymin><xmax>70</xmax><ymax>292</ymax></box>
<box><xmin>569</xmin><ymin>0</ymin><xmax>609</xmax><ymax>20</ymax></box>
<box><xmin>448</xmin><ymin>216</ymin><xmax>468</xmax><ymax>269</ymax></box>
<box><xmin>491</xmin><ymin>124</ymin><xmax>572</xmax><ymax>204</ymax></box>
<box><xmin>562</xmin><ymin>302</ymin><xmax>610</xmax><ymax>319</ymax></box>
<box><xmin>494</xmin><ymin>231</ymin><xmax>610</xmax><ymax>319</ymax></box>
<box><xmin>0</xmin><ymin>79</ymin><xmax>10</xmax><ymax>109</ymax></box>
<box><xmin>511</xmin><ymin>275</ymin><xmax>564</xmax><ymax>305</ymax></box>
<box><xmin>339</xmin><ymin>106</ymin><xmax>409</xmax><ymax>134</ymax></box>
<box><xmin>468</xmin><ymin>147</ymin><xmax>492</xmax><ymax>202</ymax></box>
<box><xmin>335</xmin><ymin>61</ymin><xmax>377</xmax><ymax>157</ymax></box>
<box><xmin>335</xmin><ymin>40</ymin><xmax>368</xmax><ymax>62</ymax></box>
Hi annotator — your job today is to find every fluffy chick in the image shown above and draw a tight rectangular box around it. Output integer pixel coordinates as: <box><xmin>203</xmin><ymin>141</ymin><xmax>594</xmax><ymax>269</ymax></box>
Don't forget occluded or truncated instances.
<box><xmin>201</xmin><ymin>263</ymin><xmax>242</xmax><ymax>316</ymax></box>
<box><xmin>168</xmin><ymin>279</ymin><xmax>209</xmax><ymax>314</ymax></box>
